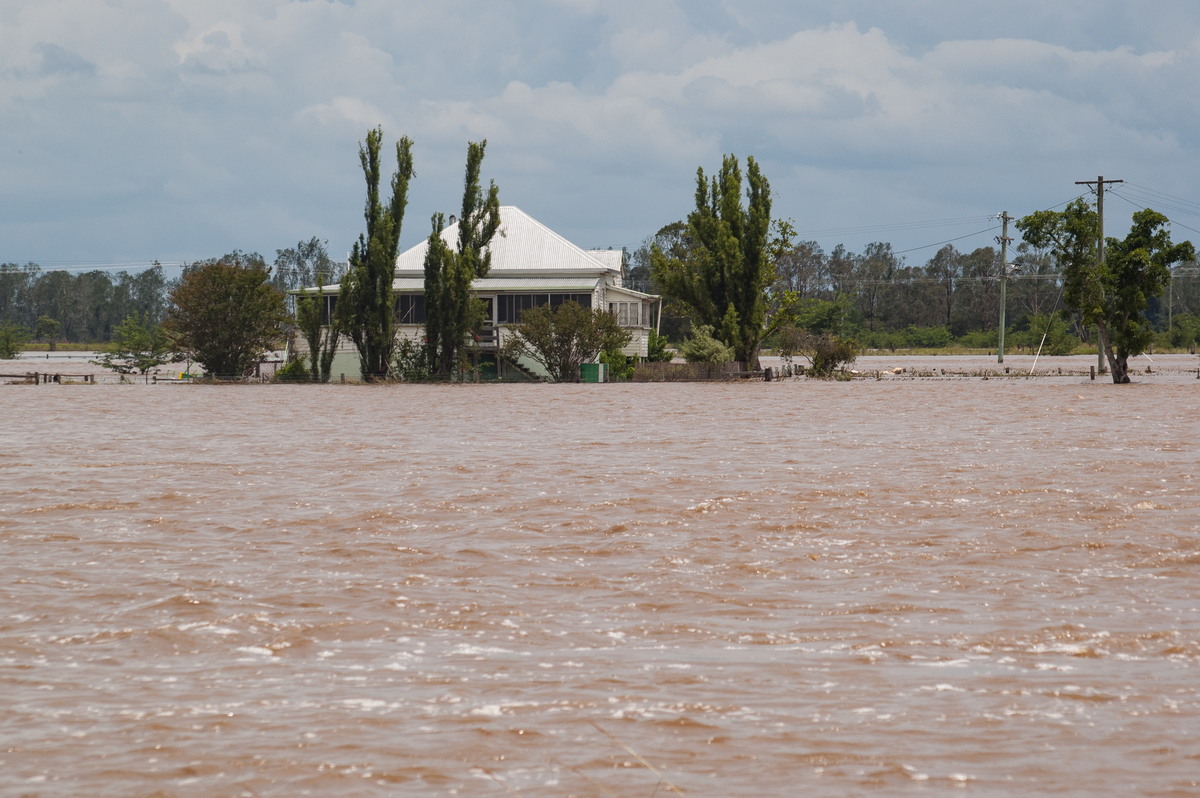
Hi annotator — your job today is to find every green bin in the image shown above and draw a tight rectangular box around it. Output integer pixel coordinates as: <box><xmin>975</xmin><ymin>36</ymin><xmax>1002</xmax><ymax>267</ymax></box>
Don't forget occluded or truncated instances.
<box><xmin>580</xmin><ymin>363</ymin><xmax>606</xmax><ymax>383</ymax></box>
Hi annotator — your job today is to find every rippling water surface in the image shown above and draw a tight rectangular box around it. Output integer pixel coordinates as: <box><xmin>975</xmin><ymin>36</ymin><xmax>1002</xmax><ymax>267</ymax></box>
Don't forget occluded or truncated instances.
<box><xmin>3</xmin><ymin>367</ymin><xmax>1200</xmax><ymax>796</ymax></box>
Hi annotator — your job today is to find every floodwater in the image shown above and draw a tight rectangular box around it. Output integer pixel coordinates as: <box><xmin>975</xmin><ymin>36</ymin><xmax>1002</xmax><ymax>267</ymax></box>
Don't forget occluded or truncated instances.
<box><xmin>3</xmin><ymin>355</ymin><xmax>1200</xmax><ymax>796</ymax></box>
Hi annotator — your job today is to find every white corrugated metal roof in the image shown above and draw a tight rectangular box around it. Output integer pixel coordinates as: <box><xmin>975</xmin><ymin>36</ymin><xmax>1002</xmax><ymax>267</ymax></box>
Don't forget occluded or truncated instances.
<box><xmin>587</xmin><ymin>249</ymin><xmax>623</xmax><ymax>271</ymax></box>
<box><xmin>394</xmin><ymin>206</ymin><xmax>619</xmax><ymax>276</ymax></box>
<box><xmin>393</xmin><ymin>276</ymin><xmax>600</xmax><ymax>291</ymax></box>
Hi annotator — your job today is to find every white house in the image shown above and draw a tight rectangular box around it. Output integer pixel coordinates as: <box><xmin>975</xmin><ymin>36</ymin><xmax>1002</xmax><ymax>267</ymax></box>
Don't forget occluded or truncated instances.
<box><xmin>294</xmin><ymin>206</ymin><xmax>660</xmax><ymax>380</ymax></box>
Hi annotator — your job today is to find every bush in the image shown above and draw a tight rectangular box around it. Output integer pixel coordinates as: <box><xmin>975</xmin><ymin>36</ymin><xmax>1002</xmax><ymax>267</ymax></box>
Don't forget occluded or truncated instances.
<box><xmin>390</xmin><ymin>336</ymin><xmax>431</xmax><ymax>382</ymax></box>
<box><xmin>273</xmin><ymin>356</ymin><xmax>311</xmax><ymax>382</ymax></box>
<box><xmin>777</xmin><ymin>325</ymin><xmax>859</xmax><ymax>377</ymax></box>
<box><xmin>679</xmin><ymin>325</ymin><xmax>734</xmax><ymax>363</ymax></box>
<box><xmin>805</xmin><ymin>334</ymin><xmax>861</xmax><ymax>377</ymax></box>
<box><xmin>902</xmin><ymin>325</ymin><xmax>953</xmax><ymax>348</ymax></box>
<box><xmin>645</xmin><ymin>329</ymin><xmax>673</xmax><ymax>362</ymax></box>
<box><xmin>956</xmin><ymin>329</ymin><xmax>998</xmax><ymax>349</ymax></box>
<box><xmin>600</xmin><ymin>346</ymin><xmax>634</xmax><ymax>381</ymax></box>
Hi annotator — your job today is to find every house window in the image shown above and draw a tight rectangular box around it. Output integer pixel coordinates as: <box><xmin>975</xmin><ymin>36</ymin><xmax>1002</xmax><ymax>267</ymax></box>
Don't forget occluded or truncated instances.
<box><xmin>609</xmin><ymin>301</ymin><xmax>640</xmax><ymax>326</ymax></box>
<box><xmin>395</xmin><ymin>294</ymin><xmax>426</xmax><ymax>324</ymax></box>
<box><xmin>497</xmin><ymin>293</ymin><xmax>593</xmax><ymax>323</ymax></box>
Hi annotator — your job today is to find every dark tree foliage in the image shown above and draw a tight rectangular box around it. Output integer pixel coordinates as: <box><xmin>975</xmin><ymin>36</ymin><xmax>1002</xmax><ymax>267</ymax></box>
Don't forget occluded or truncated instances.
<box><xmin>650</xmin><ymin>154</ymin><xmax>776</xmax><ymax>368</ymax></box>
<box><xmin>337</xmin><ymin>128</ymin><xmax>415</xmax><ymax>380</ymax></box>
<box><xmin>164</xmin><ymin>253</ymin><xmax>289</xmax><ymax>378</ymax></box>
<box><xmin>423</xmin><ymin>140</ymin><xmax>501</xmax><ymax>378</ymax></box>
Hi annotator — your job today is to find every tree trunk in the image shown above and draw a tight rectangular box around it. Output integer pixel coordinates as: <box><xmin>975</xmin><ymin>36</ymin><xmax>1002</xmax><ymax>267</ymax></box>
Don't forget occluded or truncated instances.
<box><xmin>1096</xmin><ymin>321</ymin><xmax>1130</xmax><ymax>383</ymax></box>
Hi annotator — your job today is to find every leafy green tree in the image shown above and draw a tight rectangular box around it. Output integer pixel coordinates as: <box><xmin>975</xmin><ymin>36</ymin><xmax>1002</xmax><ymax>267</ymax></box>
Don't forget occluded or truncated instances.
<box><xmin>164</xmin><ymin>254</ymin><xmax>289</xmax><ymax>378</ymax></box>
<box><xmin>423</xmin><ymin>140</ymin><xmax>501</xmax><ymax>378</ymax></box>
<box><xmin>504</xmin><ymin>301</ymin><xmax>631</xmax><ymax>382</ymax></box>
<box><xmin>0</xmin><ymin>322</ymin><xmax>29</xmax><ymax>358</ymax></box>
<box><xmin>793</xmin><ymin>297</ymin><xmax>848</xmax><ymax>336</ymax></box>
<box><xmin>1018</xmin><ymin>201</ymin><xmax>1194</xmax><ymax>383</ymax></box>
<box><xmin>337</xmin><ymin>128</ymin><xmax>415</xmax><ymax>380</ymax></box>
<box><xmin>91</xmin><ymin>314</ymin><xmax>175</xmax><ymax>374</ymax></box>
<box><xmin>34</xmin><ymin>316</ymin><xmax>61</xmax><ymax>351</ymax></box>
<box><xmin>651</xmin><ymin>154</ymin><xmax>780</xmax><ymax>369</ymax></box>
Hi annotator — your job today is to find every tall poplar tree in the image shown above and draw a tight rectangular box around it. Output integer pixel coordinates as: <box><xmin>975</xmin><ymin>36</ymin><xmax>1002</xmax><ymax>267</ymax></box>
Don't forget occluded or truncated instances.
<box><xmin>650</xmin><ymin>154</ymin><xmax>779</xmax><ymax>368</ymax></box>
<box><xmin>338</xmin><ymin>128</ymin><xmax>414</xmax><ymax>380</ymax></box>
<box><xmin>423</xmin><ymin>140</ymin><xmax>501</xmax><ymax>378</ymax></box>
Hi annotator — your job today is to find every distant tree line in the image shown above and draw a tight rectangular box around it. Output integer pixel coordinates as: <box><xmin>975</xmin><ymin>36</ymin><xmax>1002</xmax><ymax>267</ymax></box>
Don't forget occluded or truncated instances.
<box><xmin>0</xmin><ymin>263</ymin><xmax>168</xmax><ymax>344</ymax></box>
<box><xmin>630</xmin><ymin>215</ymin><xmax>1200</xmax><ymax>359</ymax></box>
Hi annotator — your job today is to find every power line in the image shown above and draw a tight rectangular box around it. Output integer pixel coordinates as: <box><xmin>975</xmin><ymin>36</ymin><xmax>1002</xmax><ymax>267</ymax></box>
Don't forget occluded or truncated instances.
<box><xmin>1106</xmin><ymin>189</ymin><xmax>1200</xmax><ymax>238</ymax></box>
<box><xmin>1113</xmin><ymin>182</ymin><xmax>1200</xmax><ymax>218</ymax></box>
<box><xmin>2</xmin><ymin>260</ymin><xmax>187</xmax><ymax>274</ymax></box>
<box><xmin>893</xmin><ymin>225</ymin><xmax>1000</xmax><ymax>255</ymax></box>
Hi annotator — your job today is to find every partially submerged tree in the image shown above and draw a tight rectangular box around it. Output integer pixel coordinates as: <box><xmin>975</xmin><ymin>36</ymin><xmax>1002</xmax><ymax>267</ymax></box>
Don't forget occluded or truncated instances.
<box><xmin>1017</xmin><ymin>201</ymin><xmax>1194</xmax><ymax>383</ymax></box>
<box><xmin>91</xmin><ymin>313</ymin><xmax>175</xmax><ymax>375</ymax></box>
<box><xmin>338</xmin><ymin>128</ymin><xmax>415</xmax><ymax>380</ymax></box>
<box><xmin>164</xmin><ymin>253</ymin><xmax>289</xmax><ymax>378</ymax></box>
<box><xmin>650</xmin><ymin>154</ymin><xmax>784</xmax><ymax>369</ymax></box>
<box><xmin>504</xmin><ymin>300</ymin><xmax>630</xmax><ymax>382</ymax></box>
<box><xmin>777</xmin><ymin>327</ymin><xmax>860</xmax><ymax>378</ymax></box>
<box><xmin>424</xmin><ymin>140</ymin><xmax>501</xmax><ymax>378</ymax></box>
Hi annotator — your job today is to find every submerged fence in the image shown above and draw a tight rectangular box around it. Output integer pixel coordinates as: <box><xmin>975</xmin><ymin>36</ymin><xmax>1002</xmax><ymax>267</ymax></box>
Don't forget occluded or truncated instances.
<box><xmin>631</xmin><ymin>362</ymin><xmax>763</xmax><ymax>382</ymax></box>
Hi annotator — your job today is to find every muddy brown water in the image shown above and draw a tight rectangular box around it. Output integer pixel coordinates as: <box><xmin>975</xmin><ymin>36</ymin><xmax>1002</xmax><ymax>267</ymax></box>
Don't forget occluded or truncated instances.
<box><xmin>3</xmin><ymin>356</ymin><xmax>1200</xmax><ymax>796</ymax></box>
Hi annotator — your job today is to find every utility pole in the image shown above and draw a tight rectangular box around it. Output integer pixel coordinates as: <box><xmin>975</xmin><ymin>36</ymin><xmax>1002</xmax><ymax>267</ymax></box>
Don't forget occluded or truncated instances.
<box><xmin>1075</xmin><ymin>175</ymin><xmax>1123</xmax><ymax>373</ymax></box>
<box><xmin>997</xmin><ymin>211</ymin><xmax>1012</xmax><ymax>363</ymax></box>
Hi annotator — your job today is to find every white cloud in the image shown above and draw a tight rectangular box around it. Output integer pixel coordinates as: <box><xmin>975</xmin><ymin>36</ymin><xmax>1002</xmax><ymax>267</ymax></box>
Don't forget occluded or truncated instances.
<box><xmin>3</xmin><ymin>0</ymin><xmax>1200</xmax><ymax>264</ymax></box>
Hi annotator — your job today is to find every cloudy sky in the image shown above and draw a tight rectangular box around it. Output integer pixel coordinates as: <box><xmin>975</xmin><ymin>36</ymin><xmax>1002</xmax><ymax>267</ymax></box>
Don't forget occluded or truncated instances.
<box><xmin>4</xmin><ymin>0</ymin><xmax>1200</xmax><ymax>273</ymax></box>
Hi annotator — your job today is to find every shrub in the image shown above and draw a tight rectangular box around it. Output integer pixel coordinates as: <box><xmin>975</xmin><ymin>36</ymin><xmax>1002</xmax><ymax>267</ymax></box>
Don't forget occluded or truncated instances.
<box><xmin>902</xmin><ymin>325</ymin><xmax>953</xmax><ymax>348</ymax></box>
<box><xmin>273</xmin><ymin>356</ymin><xmax>311</xmax><ymax>382</ymax></box>
<box><xmin>600</xmin><ymin>346</ymin><xmax>634</xmax><ymax>381</ymax></box>
<box><xmin>679</xmin><ymin>325</ymin><xmax>734</xmax><ymax>363</ymax></box>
